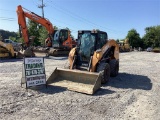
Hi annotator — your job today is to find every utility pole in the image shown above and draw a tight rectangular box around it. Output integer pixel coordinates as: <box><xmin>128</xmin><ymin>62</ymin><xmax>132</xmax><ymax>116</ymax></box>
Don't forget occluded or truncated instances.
<box><xmin>38</xmin><ymin>0</ymin><xmax>45</xmax><ymax>18</ymax></box>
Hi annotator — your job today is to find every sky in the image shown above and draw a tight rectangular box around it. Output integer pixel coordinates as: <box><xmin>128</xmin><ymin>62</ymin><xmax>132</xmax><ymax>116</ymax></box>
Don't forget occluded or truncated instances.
<box><xmin>0</xmin><ymin>0</ymin><xmax>159</xmax><ymax>39</ymax></box>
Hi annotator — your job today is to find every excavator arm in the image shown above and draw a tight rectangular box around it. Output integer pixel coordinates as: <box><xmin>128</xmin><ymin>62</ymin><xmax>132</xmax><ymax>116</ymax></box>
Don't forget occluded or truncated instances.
<box><xmin>16</xmin><ymin>5</ymin><xmax>54</xmax><ymax>47</ymax></box>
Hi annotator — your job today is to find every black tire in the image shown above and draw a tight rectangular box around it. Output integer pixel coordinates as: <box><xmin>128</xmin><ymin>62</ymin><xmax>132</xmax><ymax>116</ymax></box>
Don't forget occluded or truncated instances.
<box><xmin>96</xmin><ymin>62</ymin><xmax>110</xmax><ymax>84</ymax></box>
<box><xmin>109</xmin><ymin>59</ymin><xmax>119</xmax><ymax>77</ymax></box>
<box><xmin>14</xmin><ymin>53</ymin><xmax>16</xmax><ymax>58</ymax></box>
<box><xmin>64</xmin><ymin>61</ymin><xmax>70</xmax><ymax>69</ymax></box>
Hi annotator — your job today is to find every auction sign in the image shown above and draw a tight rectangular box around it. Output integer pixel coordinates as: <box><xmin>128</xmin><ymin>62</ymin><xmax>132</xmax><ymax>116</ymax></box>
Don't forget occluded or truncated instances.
<box><xmin>21</xmin><ymin>57</ymin><xmax>46</xmax><ymax>88</ymax></box>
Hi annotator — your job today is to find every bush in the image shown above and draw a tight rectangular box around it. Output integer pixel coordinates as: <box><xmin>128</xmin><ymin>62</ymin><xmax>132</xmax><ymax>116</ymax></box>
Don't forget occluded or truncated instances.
<box><xmin>152</xmin><ymin>47</ymin><xmax>160</xmax><ymax>53</ymax></box>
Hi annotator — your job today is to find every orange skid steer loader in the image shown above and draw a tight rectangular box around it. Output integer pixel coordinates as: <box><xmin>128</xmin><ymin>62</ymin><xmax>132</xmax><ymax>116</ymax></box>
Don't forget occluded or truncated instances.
<box><xmin>47</xmin><ymin>30</ymin><xmax>119</xmax><ymax>94</ymax></box>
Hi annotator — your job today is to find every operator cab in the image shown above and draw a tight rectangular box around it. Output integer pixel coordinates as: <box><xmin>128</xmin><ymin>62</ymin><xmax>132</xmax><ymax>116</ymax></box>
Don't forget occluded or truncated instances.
<box><xmin>76</xmin><ymin>30</ymin><xmax>108</xmax><ymax>70</ymax></box>
<box><xmin>52</xmin><ymin>29</ymin><xmax>69</xmax><ymax>48</ymax></box>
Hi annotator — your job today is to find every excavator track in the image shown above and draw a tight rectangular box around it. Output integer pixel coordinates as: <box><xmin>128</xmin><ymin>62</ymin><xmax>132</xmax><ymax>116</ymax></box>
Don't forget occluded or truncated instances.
<box><xmin>47</xmin><ymin>48</ymin><xmax>70</xmax><ymax>56</ymax></box>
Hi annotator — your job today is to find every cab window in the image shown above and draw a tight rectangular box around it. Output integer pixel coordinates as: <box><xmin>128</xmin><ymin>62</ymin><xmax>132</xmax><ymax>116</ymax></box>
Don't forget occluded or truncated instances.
<box><xmin>59</xmin><ymin>30</ymin><xmax>68</xmax><ymax>42</ymax></box>
<box><xmin>96</xmin><ymin>33</ymin><xmax>107</xmax><ymax>49</ymax></box>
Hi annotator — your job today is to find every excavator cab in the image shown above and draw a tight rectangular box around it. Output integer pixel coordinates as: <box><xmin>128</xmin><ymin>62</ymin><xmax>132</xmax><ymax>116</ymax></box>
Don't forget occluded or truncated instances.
<box><xmin>52</xmin><ymin>29</ymin><xmax>69</xmax><ymax>48</ymax></box>
<box><xmin>47</xmin><ymin>29</ymin><xmax>75</xmax><ymax>56</ymax></box>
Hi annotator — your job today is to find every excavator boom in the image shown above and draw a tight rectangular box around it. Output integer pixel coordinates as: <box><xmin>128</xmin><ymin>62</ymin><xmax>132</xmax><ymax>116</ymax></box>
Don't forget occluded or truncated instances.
<box><xmin>16</xmin><ymin>5</ymin><xmax>54</xmax><ymax>46</ymax></box>
<box><xmin>16</xmin><ymin>5</ymin><xmax>76</xmax><ymax>57</ymax></box>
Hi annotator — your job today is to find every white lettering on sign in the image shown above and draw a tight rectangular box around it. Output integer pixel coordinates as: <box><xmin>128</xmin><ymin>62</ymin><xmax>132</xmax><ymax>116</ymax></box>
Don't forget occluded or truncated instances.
<box><xmin>25</xmin><ymin>63</ymin><xmax>44</xmax><ymax>70</ymax></box>
<box><xmin>23</xmin><ymin>57</ymin><xmax>46</xmax><ymax>88</ymax></box>
<box><xmin>27</xmin><ymin>78</ymin><xmax>46</xmax><ymax>87</ymax></box>
<box><xmin>25</xmin><ymin>58</ymin><xmax>43</xmax><ymax>64</ymax></box>
<box><xmin>26</xmin><ymin>75</ymin><xmax>45</xmax><ymax>81</ymax></box>
<box><xmin>25</xmin><ymin>69</ymin><xmax>45</xmax><ymax>76</ymax></box>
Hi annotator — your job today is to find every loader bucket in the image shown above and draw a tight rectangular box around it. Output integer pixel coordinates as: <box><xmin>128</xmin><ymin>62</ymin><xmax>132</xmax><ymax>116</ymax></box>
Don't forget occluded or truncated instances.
<box><xmin>47</xmin><ymin>68</ymin><xmax>101</xmax><ymax>94</ymax></box>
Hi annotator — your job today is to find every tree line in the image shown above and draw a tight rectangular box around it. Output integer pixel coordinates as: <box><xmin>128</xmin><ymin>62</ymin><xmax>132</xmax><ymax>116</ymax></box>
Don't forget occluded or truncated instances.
<box><xmin>118</xmin><ymin>25</ymin><xmax>160</xmax><ymax>49</ymax></box>
<box><xmin>0</xmin><ymin>20</ymin><xmax>160</xmax><ymax>49</ymax></box>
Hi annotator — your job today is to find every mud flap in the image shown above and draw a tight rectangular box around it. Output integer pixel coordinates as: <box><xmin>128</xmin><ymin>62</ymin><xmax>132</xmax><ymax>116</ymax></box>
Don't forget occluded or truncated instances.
<box><xmin>47</xmin><ymin>68</ymin><xmax>101</xmax><ymax>94</ymax></box>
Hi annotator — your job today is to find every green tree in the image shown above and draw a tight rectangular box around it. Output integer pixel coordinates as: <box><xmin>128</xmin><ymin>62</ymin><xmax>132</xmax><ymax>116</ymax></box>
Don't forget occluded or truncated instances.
<box><xmin>116</xmin><ymin>39</ymin><xmax>119</xmax><ymax>43</ymax></box>
<box><xmin>27</xmin><ymin>19</ymin><xmax>59</xmax><ymax>46</ymax></box>
<box><xmin>126</xmin><ymin>29</ymin><xmax>142</xmax><ymax>48</ymax></box>
<box><xmin>143</xmin><ymin>26</ymin><xmax>160</xmax><ymax>48</ymax></box>
<box><xmin>27</xmin><ymin>20</ymin><xmax>41</xmax><ymax>46</ymax></box>
<box><xmin>39</xmin><ymin>26</ymin><xmax>48</xmax><ymax>46</ymax></box>
<box><xmin>38</xmin><ymin>25</ymin><xmax>59</xmax><ymax>46</ymax></box>
<box><xmin>54</xmin><ymin>26</ymin><xmax>58</xmax><ymax>30</ymax></box>
<box><xmin>0</xmin><ymin>29</ymin><xmax>17</xmax><ymax>40</ymax></box>
<box><xmin>9</xmin><ymin>36</ymin><xmax>17</xmax><ymax>42</ymax></box>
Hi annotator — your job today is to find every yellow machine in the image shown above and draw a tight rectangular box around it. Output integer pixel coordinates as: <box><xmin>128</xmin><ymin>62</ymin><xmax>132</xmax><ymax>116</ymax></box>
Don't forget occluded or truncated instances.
<box><xmin>47</xmin><ymin>30</ymin><xmax>119</xmax><ymax>94</ymax></box>
<box><xmin>0</xmin><ymin>41</ymin><xmax>15</xmax><ymax>58</ymax></box>
<box><xmin>118</xmin><ymin>39</ymin><xmax>130</xmax><ymax>52</ymax></box>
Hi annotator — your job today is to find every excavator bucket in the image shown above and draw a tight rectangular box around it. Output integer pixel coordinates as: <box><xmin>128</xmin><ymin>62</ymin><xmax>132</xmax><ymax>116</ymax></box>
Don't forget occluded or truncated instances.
<box><xmin>47</xmin><ymin>68</ymin><xmax>101</xmax><ymax>94</ymax></box>
<box><xmin>16</xmin><ymin>49</ymin><xmax>35</xmax><ymax>58</ymax></box>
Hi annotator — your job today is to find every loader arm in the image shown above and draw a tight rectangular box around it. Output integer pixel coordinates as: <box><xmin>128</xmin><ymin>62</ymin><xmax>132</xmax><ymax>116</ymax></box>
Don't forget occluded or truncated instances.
<box><xmin>16</xmin><ymin>5</ymin><xmax>54</xmax><ymax>47</ymax></box>
<box><xmin>91</xmin><ymin>39</ymin><xmax>119</xmax><ymax>72</ymax></box>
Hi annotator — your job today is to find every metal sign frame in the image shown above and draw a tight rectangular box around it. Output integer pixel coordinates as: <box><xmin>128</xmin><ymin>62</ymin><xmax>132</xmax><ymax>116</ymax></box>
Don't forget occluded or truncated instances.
<box><xmin>21</xmin><ymin>57</ymin><xmax>47</xmax><ymax>89</ymax></box>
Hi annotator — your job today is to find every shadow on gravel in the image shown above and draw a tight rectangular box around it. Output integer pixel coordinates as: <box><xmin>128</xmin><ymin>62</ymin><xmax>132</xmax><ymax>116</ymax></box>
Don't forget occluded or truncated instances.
<box><xmin>94</xmin><ymin>88</ymin><xmax>115</xmax><ymax>96</ymax></box>
<box><xmin>32</xmin><ymin>85</ymin><xmax>66</xmax><ymax>94</ymax></box>
<box><xmin>45</xmin><ymin>56</ymin><xmax>68</xmax><ymax>60</ymax></box>
<box><xmin>0</xmin><ymin>58</ymin><xmax>23</xmax><ymax>63</ymax></box>
<box><xmin>107</xmin><ymin>73</ymin><xmax>152</xmax><ymax>90</ymax></box>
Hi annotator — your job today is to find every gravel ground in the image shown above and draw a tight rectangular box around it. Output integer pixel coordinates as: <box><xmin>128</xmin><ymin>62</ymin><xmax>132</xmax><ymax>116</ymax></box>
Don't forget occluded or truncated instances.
<box><xmin>0</xmin><ymin>52</ymin><xmax>160</xmax><ymax>120</ymax></box>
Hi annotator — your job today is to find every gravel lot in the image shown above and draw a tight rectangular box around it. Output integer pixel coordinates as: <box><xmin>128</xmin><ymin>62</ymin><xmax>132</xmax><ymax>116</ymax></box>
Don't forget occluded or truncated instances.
<box><xmin>0</xmin><ymin>52</ymin><xmax>160</xmax><ymax>120</ymax></box>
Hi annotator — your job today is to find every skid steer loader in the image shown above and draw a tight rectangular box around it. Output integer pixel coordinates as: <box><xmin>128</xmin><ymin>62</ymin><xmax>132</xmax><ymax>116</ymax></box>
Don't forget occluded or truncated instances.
<box><xmin>47</xmin><ymin>30</ymin><xmax>119</xmax><ymax>94</ymax></box>
<box><xmin>0</xmin><ymin>41</ymin><xmax>26</xmax><ymax>59</ymax></box>
<box><xmin>0</xmin><ymin>41</ymin><xmax>16</xmax><ymax>58</ymax></box>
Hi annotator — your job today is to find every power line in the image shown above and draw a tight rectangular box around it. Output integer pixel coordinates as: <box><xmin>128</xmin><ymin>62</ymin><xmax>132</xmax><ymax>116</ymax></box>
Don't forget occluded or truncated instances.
<box><xmin>0</xmin><ymin>18</ymin><xmax>16</xmax><ymax>21</ymax></box>
<box><xmin>0</xmin><ymin>17</ymin><xmax>16</xmax><ymax>20</ymax></box>
<box><xmin>31</xmin><ymin>0</ymin><xmax>39</xmax><ymax>6</ymax></box>
<box><xmin>0</xmin><ymin>8</ymin><xmax>77</xmax><ymax>33</ymax></box>
<box><xmin>48</xmin><ymin>18</ymin><xmax>78</xmax><ymax>32</ymax></box>
<box><xmin>38</xmin><ymin>0</ymin><xmax>46</xmax><ymax>18</ymax></box>
<box><xmin>0</xmin><ymin>9</ymin><xmax>15</xmax><ymax>12</ymax></box>
<box><xmin>46</xmin><ymin>2</ymin><xmax>126</xmax><ymax>35</ymax></box>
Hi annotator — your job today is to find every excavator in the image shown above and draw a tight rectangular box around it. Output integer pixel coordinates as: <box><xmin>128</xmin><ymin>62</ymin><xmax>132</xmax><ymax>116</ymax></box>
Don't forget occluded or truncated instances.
<box><xmin>47</xmin><ymin>30</ymin><xmax>119</xmax><ymax>94</ymax></box>
<box><xmin>16</xmin><ymin>5</ymin><xmax>76</xmax><ymax>57</ymax></box>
